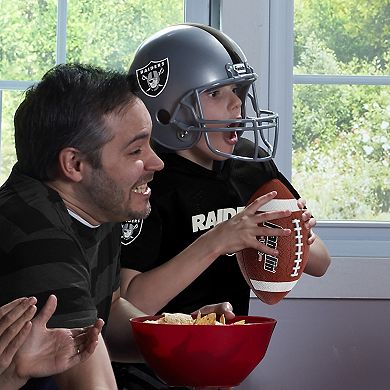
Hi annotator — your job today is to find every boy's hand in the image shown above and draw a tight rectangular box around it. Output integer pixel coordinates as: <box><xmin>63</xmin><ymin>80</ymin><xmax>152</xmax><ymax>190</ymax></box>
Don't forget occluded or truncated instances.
<box><xmin>297</xmin><ymin>198</ymin><xmax>317</xmax><ymax>245</ymax></box>
<box><xmin>191</xmin><ymin>302</ymin><xmax>235</xmax><ymax>321</ymax></box>
<box><xmin>212</xmin><ymin>190</ymin><xmax>292</xmax><ymax>256</ymax></box>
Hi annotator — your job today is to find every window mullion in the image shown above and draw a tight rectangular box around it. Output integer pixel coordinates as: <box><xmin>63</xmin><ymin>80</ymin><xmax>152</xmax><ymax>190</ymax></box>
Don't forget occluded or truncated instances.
<box><xmin>56</xmin><ymin>0</ymin><xmax>68</xmax><ymax>64</ymax></box>
<box><xmin>0</xmin><ymin>90</ymin><xmax>2</xmax><ymax>165</ymax></box>
<box><xmin>294</xmin><ymin>74</ymin><xmax>390</xmax><ymax>85</ymax></box>
<box><xmin>268</xmin><ymin>0</ymin><xmax>294</xmax><ymax>179</ymax></box>
<box><xmin>184</xmin><ymin>0</ymin><xmax>210</xmax><ymax>24</ymax></box>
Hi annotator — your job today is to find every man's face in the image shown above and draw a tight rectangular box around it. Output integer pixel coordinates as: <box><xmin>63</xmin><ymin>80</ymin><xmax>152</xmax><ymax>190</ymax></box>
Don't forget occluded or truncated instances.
<box><xmin>83</xmin><ymin>98</ymin><xmax>164</xmax><ymax>223</ymax></box>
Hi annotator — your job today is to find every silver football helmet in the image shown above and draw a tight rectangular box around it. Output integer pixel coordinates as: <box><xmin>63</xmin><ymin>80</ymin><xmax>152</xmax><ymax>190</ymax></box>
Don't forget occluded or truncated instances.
<box><xmin>129</xmin><ymin>23</ymin><xmax>278</xmax><ymax>161</ymax></box>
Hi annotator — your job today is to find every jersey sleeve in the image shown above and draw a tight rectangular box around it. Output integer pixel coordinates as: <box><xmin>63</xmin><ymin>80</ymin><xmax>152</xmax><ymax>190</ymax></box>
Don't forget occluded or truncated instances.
<box><xmin>0</xmin><ymin>230</ymin><xmax>98</xmax><ymax>329</ymax></box>
<box><xmin>120</xmin><ymin>200</ymin><xmax>163</xmax><ymax>272</ymax></box>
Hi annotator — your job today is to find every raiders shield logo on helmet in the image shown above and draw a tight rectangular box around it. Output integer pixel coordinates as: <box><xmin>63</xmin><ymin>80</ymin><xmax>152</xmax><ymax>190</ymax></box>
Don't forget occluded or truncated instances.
<box><xmin>121</xmin><ymin>219</ymin><xmax>143</xmax><ymax>245</ymax></box>
<box><xmin>136</xmin><ymin>58</ymin><xmax>169</xmax><ymax>97</ymax></box>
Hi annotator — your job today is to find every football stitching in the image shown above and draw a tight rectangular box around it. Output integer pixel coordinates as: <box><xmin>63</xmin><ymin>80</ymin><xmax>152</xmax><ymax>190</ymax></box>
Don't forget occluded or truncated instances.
<box><xmin>291</xmin><ymin>218</ymin><xmax>303</xmax><ymax>277</ymax></box>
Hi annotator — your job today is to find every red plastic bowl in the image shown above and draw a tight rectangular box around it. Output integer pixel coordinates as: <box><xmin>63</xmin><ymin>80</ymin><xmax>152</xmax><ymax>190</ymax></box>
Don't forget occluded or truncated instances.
<box><xmin>130</xmin><ymin>315</ymin><xmax>277</xmax><ymax>388</ymax></box>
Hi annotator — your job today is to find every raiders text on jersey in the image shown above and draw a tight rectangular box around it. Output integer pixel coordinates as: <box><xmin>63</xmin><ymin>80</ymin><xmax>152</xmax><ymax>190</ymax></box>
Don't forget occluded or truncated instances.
<box><xmin>192</xmin><ymin>206</ymin><xmax>245</xmax><ymax>232</ymax></box>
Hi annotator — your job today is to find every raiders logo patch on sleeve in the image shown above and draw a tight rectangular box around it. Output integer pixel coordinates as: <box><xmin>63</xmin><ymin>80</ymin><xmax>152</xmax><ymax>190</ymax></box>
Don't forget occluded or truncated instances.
<box><xmin>121</xmin><ymin>219</ymin><xmax>143</xmax><ymax>245</ymax></box>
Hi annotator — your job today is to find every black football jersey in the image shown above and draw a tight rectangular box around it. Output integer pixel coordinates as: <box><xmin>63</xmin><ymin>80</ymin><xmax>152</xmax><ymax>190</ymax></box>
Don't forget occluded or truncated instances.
<box><xmin>121</xmin><ymin>138</ymin><xmax>300</xmax><ymax>315</ymax></box>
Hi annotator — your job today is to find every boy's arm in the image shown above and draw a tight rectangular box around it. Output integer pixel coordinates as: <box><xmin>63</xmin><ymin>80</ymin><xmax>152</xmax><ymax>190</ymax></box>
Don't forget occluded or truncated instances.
<box><xmin>298</xmin><ymin>199</ymin><xmax>331</xmax><ymax>276</ymax></box>
<box><xmin>120</xmin><ymin>231</ymin><xmax>227</xmax><ymax>315</ymax></box>
<box><xmin>304</xmin><ymin>236</ymin><xmax>331</xmax><ymax>276</ymax></box>
<box><xmin>121</xmin><ymin>192</ymin><xmax>293</xmax><ymax>315</ymax></box>
<box><xmin>104</xmin><ymin>289</ymin><xmax>144</xmax><ymax>363</ymax></box>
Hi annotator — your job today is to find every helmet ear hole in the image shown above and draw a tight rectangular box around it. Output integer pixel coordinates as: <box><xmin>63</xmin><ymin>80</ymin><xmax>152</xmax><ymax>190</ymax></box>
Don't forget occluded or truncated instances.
<box><xmin>157</xmin><ymin>109</ymin><xmax>171</xmax><ymax>125</ymax></box>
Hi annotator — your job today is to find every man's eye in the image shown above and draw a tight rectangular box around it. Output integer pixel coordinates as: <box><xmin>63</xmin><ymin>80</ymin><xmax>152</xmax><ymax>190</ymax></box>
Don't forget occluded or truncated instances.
<box><xmin>209</xmin><ymin>90</ymin><xmax>219</xmax><ymax>97</ymax></box>
<box><xmin>129</xmin><ymin>148</ymin><xmax>142</xmax><ymax>155</ymax></box>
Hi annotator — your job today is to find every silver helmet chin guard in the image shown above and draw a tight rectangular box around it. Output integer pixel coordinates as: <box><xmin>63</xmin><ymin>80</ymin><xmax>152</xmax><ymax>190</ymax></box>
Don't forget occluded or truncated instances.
<box><xmin>129</xmin><ymin>23</ymin><xmax>279</xmax><ymax>162</ymax></box>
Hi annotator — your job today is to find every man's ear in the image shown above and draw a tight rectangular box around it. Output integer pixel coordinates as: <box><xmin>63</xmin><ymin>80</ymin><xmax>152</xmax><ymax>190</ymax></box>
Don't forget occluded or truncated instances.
<box><xmin>57</xmin><ymin>147</ymin><xmax>85</xmax><ymax>182</ymax></box>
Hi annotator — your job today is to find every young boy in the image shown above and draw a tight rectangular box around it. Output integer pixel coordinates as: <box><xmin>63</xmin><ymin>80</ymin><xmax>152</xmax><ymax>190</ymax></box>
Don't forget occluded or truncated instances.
<box><xmin>114</xmin><ymin>24</ymin><xmax>330</xmax><ymax>389</ymax></box>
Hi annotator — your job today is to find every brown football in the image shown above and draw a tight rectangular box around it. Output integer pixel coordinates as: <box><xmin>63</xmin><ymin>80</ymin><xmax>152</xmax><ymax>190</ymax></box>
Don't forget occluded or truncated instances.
<box><xmin>236</xmin><ymin>179</ymin><xmax>309</xmax><ymax>305</ymax></box>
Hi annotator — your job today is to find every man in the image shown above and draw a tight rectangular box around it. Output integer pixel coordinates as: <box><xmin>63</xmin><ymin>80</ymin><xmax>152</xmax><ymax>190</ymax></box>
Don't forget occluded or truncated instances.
<box><xmin>0</xmin><ymin>63</ymin><xmax>164</xmax><ymax>388</ymax></box>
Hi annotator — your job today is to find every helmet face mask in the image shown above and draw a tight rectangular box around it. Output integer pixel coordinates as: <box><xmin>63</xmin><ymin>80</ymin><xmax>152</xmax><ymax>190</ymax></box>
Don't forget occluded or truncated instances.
<box><xmin>130</xmin><ymin>23</ymin><xmax>279</xmax><ymax>162</ymax></box>
<box><xmin>172</xmin><ymin>76</ymin><xmax>279</xmax><ymax>162</ymax></box>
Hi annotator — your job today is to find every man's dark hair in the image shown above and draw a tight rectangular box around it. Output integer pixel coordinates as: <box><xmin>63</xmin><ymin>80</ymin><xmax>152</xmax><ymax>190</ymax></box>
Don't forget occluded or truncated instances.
<box><xmin>14</xmin><ymin>63</ymin><xmax>138</xmax><ymax>180</ymax></box>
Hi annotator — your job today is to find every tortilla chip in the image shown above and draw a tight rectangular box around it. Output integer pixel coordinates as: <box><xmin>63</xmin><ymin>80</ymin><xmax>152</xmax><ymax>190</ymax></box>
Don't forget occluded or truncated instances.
<box><xmin>194</xmin><ymin>312</ymin><xmax>217</xmax><ymax>325</ymax></box>
<box><xmin>162</xmin><ymin>313</ymin><xmax>194</xmax><ymax>325</ymax></box>
<box><xmin>232</xmin><ymin>319</ymin><xmax>246</xmax><ymax>325</ymax></box>
<box><xmin>143</xmin><ymin>312</ymin><xmax>246</xmax><ymax>326</ymax></box>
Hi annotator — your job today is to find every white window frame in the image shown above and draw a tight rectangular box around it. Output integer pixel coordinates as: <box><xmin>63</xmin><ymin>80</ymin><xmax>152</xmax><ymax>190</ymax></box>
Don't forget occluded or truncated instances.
<box><xmin>222</xmin><ymin>0</ymin><xmax>390</xmax><ymax>260</ymax></box>
<box><xmin>0</xmin><ymin>0</ymin><xmax>208</xmax><ymax>176</ymax></box>
<box><xmin>185</xmin><ymin>0</ymin><xmax>221</xmax><ymax>27</ymax></box>
<box><xmin>271</xmin><ymin>0</ymin><xmax>390</xmax><ymax>260</ymax></box>
<box><xmin>0</xmin><ymin>0</ymin><xmax>204</xmax><ymax>88</ymax></box>
<box><xmin>0</xmin><ymin>0</ymin><xmax>68</xmax><ymax>95</ymax></box>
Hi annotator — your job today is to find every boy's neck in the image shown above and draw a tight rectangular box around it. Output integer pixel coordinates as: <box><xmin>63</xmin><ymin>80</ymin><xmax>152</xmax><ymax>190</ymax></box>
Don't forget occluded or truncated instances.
<box><xmin>176</xmin><ymin>149</ymin><xmax>214</xmax><ymax>170</ymax></box>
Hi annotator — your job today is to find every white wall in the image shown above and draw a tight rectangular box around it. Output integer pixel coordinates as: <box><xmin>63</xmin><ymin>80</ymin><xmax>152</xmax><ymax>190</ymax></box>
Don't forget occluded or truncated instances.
<box><xmin>239</xmin><ymin>298</ymin><xmax>390</xmax><ymax>390</ymax></box>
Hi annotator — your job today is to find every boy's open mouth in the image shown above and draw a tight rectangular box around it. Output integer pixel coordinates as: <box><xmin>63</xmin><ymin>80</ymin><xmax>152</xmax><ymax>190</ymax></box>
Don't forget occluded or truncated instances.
<box><xmin>222</xmin><ymin>129</ymin><xmax>238</xmax><ymax>144</ymax></box>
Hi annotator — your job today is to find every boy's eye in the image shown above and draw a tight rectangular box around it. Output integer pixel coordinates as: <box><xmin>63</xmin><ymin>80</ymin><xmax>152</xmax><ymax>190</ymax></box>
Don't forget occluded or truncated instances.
<box><xmin>208</xmin><ymin>90</ymin><xmax>219</xmax><ymax>97</ymax></box>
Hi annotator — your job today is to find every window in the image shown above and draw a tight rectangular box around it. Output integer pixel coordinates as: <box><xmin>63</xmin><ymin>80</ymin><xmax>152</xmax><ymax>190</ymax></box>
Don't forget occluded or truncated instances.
<box><xmin>222</xmin><ymin>0</ymin><xmax>389</xmax><ymax>262</ymax></box>
<box><xmin>291</xmin><ymin>0</ymin><xmax>390</xmax><ymax>260</ymax></box>
<box><xmin>0</xmin><ymin>0</ymin><xmax>186</xmax><ymax>184</ymax></box>
<box><xmin>293</xmin><ymin>0</ymin><xmax>390</xmax><ymax>222</ymax></box>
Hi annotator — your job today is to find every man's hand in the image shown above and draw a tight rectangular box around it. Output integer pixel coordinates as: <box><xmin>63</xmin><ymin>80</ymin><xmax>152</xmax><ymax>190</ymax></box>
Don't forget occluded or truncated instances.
<box><xmin>14</xmin><ymin>295</ymin><xmax>104</xmax><ymax>379</ymax></box>
<box><xmin>0</xmin><ymin>297</ymin><xmax>37</xmax><ymax>375</ymax></box>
